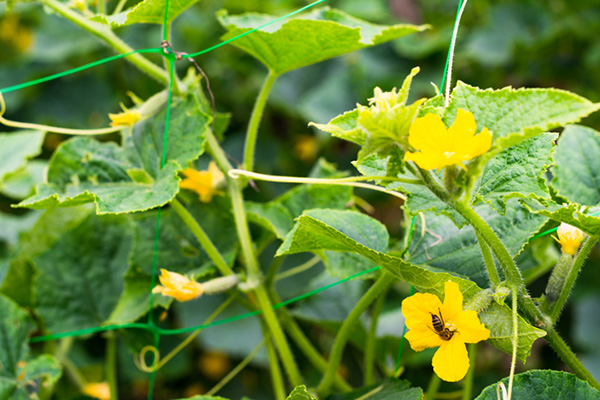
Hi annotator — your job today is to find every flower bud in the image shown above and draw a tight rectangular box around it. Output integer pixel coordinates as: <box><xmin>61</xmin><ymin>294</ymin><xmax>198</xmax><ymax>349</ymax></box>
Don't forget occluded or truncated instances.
<box><xmin>556</xmin><ymin>223</ymin><xmax>585</xmax><ymax>255</ymax></box>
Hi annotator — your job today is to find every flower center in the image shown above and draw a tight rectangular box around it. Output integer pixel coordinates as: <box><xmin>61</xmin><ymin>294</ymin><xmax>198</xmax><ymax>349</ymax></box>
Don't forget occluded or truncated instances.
<box><xmin>443</xmin><ymin>151</ymin><xmax>455</xmax><ymax>159</ymax></box>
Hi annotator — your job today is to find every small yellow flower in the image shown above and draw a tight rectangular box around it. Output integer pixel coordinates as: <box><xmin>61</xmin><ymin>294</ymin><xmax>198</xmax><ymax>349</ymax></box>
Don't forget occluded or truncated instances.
<box><xmin>152</xmin><ymin>269</ymin><xmax>204</xmax><ymax>302</ymax></box>
<box><xmin>404</xmin><ymin>109</ymin><xmax>492</xmax><ymax>170</ymax></box>
<box><xmin>179</xmin><ymin>161</ymin><xmax>225</xmax><ymax>203</ymax></box>
<box><xmin>556</xmin><ymin>223</ymin><xmax>585</xmax><ymax>255</ymax></box>
<box><xmin>82</xmin><ymin>382</ymin><xmax>110</xmax><ymax>400</ymax></box>
<box><xmin>402</xmin><ymin>281</ymin><xmax>490</xmax><ymax>382</ymax></box>
<box><xmin>108</xmin><ymin>109</ymin><xmax>141</xmax><ymax>127</ymax></box>
<box><xmin>368</xmin><ymin>87</ymin><xmax>402</xmax><ymax>112</ymax></box>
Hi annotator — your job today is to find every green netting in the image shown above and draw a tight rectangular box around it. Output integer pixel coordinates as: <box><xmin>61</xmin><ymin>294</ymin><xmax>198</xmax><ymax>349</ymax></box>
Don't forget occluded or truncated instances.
<box><xmin>0</xmin><ymin>0</ymin><xmax>568</xmax><ymax>397</ymax></box>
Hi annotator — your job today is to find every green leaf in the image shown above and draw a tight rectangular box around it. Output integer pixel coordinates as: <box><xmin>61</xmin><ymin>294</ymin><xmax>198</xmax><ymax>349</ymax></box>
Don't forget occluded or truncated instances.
<box><xmin>286</xmin><ymin>385</ymin><xmax>316</xmax><ymax>400</ymax></box>
<box><xmin>309</xmin><ymin>109</ymin><xmax>365</xmax><ymax>146</ymax></box>
<box><xmin>0</xmin><ymin>130</ymin><xmax>45</xmax><ymax>182</ymax></box>
<box><xmin>109</xmin><ymin>196</ymin><xmax>237</xmax><ymax>323</ymax></box>
<box><xmin>173</xmin><ymin>396</ymin><xmax>229</xmax><ymax>400</ymax></box>
<box><xmin>330</xmin><ymin>378</ymin><xmax>422</xmax><ymax>400</ymax></box>
<box><xmin>217</xmin><ymin>7</ymin><xmax>427</xmax><ymax>75</ymax></box>
<box><xmin>445</xmin><ymin>82</ymin><xmax>600</xmax><ymax>152</ymax></box>
<box><xmin>520</xmin><ymin>199</ymin><xmax>600</xmax><ymax>235</ymax></box>
<box><xmin>277</xmin><ymin>209</ymin><xmax>544</xmax><ymax>360</ymax></box>
<box><xmin>0</xmin><ymin>160</ymin><xmax>46</xmax><ymax>199</ymax></box>
<box><xmin>93</xmin><ymin>0</ymin><xmax>199</xmax><ymax>26</ymax></box>
<box><xmin>0</xmin><ymin>211</ymin><xmax>40</xmax><ymax>249</ymax></box>
<box><xmin>407</xmin><ymin>199</ymin><xmax>547</xmax><ymax>288</ymax></box>
<box><xmin>551</xmin><ymin>125</ymin><xmax>600</xmax><ymax>206</ymax></box>
<box><xmin>0</xmin><ymin>294</ymin><xmax>62</xmax><ymax>399</ymax></box>
<box><xmin>246</xmin><ymin>201</ymin><xmax>293</xmax><ymax>240</ymax></box>
<box><xmin>17</xmin><ymin>95</ymin><xmax>210</xmax><ymax>214</ymax></box>
<box><xmin>34</xmin><ymin>213</ymin><xmax>133</xmax><ymax>332</ymax></box>
<box><xmin>479</xmin><ymin>302</ymin><xmax>546</xmax><ymax>363</ymax></box>
<box><xmin>475</xmin><ymin>370</ymin><xmax>600</xmax><ymax>399</ymax></box>
<box><xmin>473</xmin><ymin>133</ymin><xmax>556</xmax><ymax>213</ymax></box>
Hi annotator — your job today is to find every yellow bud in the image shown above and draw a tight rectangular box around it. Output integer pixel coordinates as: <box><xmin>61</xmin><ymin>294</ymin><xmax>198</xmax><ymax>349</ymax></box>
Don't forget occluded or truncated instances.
<box><xmin>556</xmin><ymin>223</ymin><xmax>585</xmax><ymax>255</ymax></box>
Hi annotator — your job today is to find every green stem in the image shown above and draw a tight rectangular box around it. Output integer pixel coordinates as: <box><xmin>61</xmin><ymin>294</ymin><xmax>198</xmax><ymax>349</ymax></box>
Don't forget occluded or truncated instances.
<box><xmin>475</xmin><ymin>230</ymin><xmax>500</xmax><ymax>288</ymax></box>
<box><xmin>170</xmin><ymin>198</ymin><xmax>233</xmax><ymax>276</ymax></box>
<box><xmin>243</xmin><ymin>71</ymin><xmax>278</xmax><ymax>171</ymax></box>
<box><xmin>106</xmin><ymin>333</ymin><xmax>118</xmax><ymax>400</ymax></box>
<box><xmin>507</xmin><ymin>285</ymin><xmax>518</xmax><ymax>400</ymax></box>
<box><xmin>316</xmin><ymin>273</ymin><xmax>396</xmax><ymax>397</ymax></box>
<box><xmin>462</xmin><ymin>343</ymin><xmax>476</xmax><ymax>400</ymax></box>
<box><xmin>275</xmin><ymin>256</ymin><xmax>320</xmax><ymax>281</ymax></box>
<box><xmin>545</xmin><ymin>326</ymin><xmax>600</xmax><ymax>390</ymax></box>
<box><xmin>264</xmin><ymin>329</ymin><xmax>286</xmax><ymax>400</ymax></box>
<box><xmin>204</xmin><ymin>128</ymin><xmax>302</xmax><ymax>386</ymax></box>
<box><xmin>42</xmin><ymin>0</ymin><xmax>171</xmax><ymax>88</ymax></box>
<box><xmin>425</xmin><ymin>373</ymin><xmax>442</xmax><ymax>400</ymax></box>
<box><xmin>549</xmin><ymin>232</ymin><xmax>600</xmax><ymax>322</ymax></box>
<box><xmin>364</xmin><ymin>286</ymin><xmax>388</xmax><ymax>385</ymax></box>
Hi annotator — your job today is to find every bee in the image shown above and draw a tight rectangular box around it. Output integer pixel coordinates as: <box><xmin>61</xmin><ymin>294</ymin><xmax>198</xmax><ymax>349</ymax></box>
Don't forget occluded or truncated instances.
<box><xmin>430</xmin><ymin>308</ymin><xmax>455</xmax><ymax>341</ymax></box>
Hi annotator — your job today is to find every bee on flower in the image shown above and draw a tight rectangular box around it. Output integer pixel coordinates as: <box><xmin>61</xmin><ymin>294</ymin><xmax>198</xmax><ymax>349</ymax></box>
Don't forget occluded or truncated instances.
<box><xmin>404</xmin><ymin>109</ymin><xmax>492</xmax><ymax>170</ymax></box>
<box><xmin>402</xmin><ymin>281</ymin><xmax>490</xmax><ymax>382</ymax></box>
<box><xmin>179</xmin><ymin>161</ymin><xmax>225</xmax><ymax>203</ymax></box>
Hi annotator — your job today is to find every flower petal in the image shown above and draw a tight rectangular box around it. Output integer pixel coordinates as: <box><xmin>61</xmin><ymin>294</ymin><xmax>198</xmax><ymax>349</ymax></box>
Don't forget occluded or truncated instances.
<box><xmin>432</xmin><ymin>338</ymin><xmax>469</xmax><ymax>382</ymax></box>
<box><xmin>404</xmin><ymin>150</ymin><xmax>449</xmax><ymax>170</ymax></box>
<box><xmin>408</xmin><ymin>113</ymin><xmax>450</xmax><ymax>154</ymax></box>
<box><xmin>454</xmin><ymin>310</ymin><xmax>490</xmax><ymax>343</ymax></box>
<box><xmin>441</xmin><ymin>281</ymin><xmax>463</xmax><ymax>322</ymax></box>
<box><xmin>458</xmin><ymin>127</ymin><xmax>492</xmax><ymax>160</ymax></box>
<box><xmin>405</xmin><ymin>326</ymin><xmax>444</xmax><ymax>351</ymax></box>
<box><xmin>402</xmin><ymin>292</ymin><xmax>443</xmax><ymax>330</ymax></box>
<box><xmin>447</xmin><ymin>109</ymin><xmax>477</xmax><ymax>150</ymax></box>
<box><xmin>159</xmin><ymin>269</ymin><xmax>191</xmax><ymax>289</ymax></box>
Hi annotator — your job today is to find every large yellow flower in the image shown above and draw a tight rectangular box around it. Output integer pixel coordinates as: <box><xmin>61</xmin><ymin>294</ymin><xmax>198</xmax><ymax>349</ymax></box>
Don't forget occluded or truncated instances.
<box><xmin>404</xmin><ymin>109</ymin><xmax>492</xmax><ymax>170</ymax></box>
<box><xmin>402</xmin><ymin>281</ymin><xmax>490</xmax><ymax>382</ymax></box>
<box><xmin>179</xmin><ymin>161</ymin><xmax>225</xmax><ymax>203</ymax></box>
<box><xmin>152</xmin><ymin>269</ymin><xmax>204</xmax><ymax>302</ymax></box>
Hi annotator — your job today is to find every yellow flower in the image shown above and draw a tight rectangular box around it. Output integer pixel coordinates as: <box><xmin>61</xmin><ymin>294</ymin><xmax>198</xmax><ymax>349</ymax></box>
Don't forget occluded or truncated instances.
<box><xmin>179</xmin><ymin>161</ymin><xmax>224</xmax><ymax>203</ymax></box>
<box><xmin>82</xmin><ymin>382</ymin><xmax>110</xmax><ymax>400</ymax></box>
<box><xmin>152</xmin><ymin>269</ymin><xmax>204</xmax><ymax>302</ymax></box>
<box><xmin>556</xmin><ymin>223</ymin><xmax>585</xmax><ymax>255</ymax></box>
<box><xmin>402</xmin><ymin>281</ymin><xmax>490</xmax><ymax>382</ymax></box>
<box><xmin>404</xmin><ymin>109</ymin><xmax>492</xmax><ymax>170</ymax></box>
<box><xmin>108</xmin><ymin>109</ymin><xmax>141</xmax><ymax>127</ymax></box>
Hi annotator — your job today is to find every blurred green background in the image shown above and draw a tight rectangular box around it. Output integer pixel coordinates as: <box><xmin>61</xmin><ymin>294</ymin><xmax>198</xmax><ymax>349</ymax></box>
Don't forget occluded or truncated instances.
<box><xmin>2</xmin><ymin>0</ymin><xmax>600</xmax><ymax>398</ymax></box>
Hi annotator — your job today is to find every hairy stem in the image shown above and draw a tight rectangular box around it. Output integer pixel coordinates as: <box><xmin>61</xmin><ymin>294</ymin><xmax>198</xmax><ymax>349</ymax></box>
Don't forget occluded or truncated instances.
<box><xmin>265</xmin><ymin>335</ymin><xmax>286</xmax><ymax>400</ymax></box>
<box><xmin>243</xmin><ymin>71</ymin><xmax>278</xmax><ymax>172</ymax></box>
<box><xmin>549</xmin><ymin>232</ymin><xmax>600</xmax><ymax>322</ymax></box>
<box><xmin>316</xmin><ymin>273</ymin><xmax>396</xmax><ymax>397</ymax></box>
<box><xmin>365</xmin><ymin>286</ymin><xmax>388</xmax><ymax>385</ymax></box>
<box><xmin>507</xmin><ymin>285</ymin><xmax>518</xmax><ymax>400</ymax></box>
<box><xmin>42</xmin><ymin>0</ymin><xmax>171</xmax><ymax>88</ymax></box>
<box><xmin>476</xmin><ymin>231</ymin><xmax>500</xmax><ymax>288</ymax></box>
<box><xmin>170</xmin><ymin>198</ymin><xmax>233</xmax><ymax>276</ymax></box>
<box><xmin>462</xmin><ymin>343</ymin><xmax>477</xmax><ymax>400</ymax></box>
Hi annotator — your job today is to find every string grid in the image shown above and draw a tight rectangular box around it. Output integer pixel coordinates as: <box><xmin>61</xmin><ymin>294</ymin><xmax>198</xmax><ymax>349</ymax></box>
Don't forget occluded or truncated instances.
<box><xmin>0</xmin><ymin>0</ymin><xmax>568</xmax><ymax>398</ymax></box>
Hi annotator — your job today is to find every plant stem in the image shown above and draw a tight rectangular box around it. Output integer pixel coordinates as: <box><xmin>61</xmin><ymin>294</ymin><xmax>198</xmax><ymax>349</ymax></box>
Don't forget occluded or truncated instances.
<box><xmin>507</xmin><ymin>285</ymin><xmax>518</xmax><ymax>400</ymax></box>
<box><xmin>203</xmin><ymin>128</ymin><xmax>302</xmax><ymax>386</ymax></box>
<box><xmin>549</xmin><ymin>232</ymin><xmax>600</xmax><ymax>322</ymax></box>
<box><xmin>170</xmin><ymin>198</ymin><xmax>233</xmax><ymax>276</ymax></box>
<box><xmin>476</xmin><ymin>231</ymin><xmax>500</xmax><ymax>288</ymax></box>
<box><xmin>243</xmin><ymin>71</ymin><xmax>278</xmax><ymax>171</ymax></box>
<box><xmin>106</xmin><ymin>332</ymin><xmax>118</xmax><ymax>400</ymax></box>
<box><xmin>275</xmin><ymin>256</ymin><xmax>320</xmax><ymax>281</ymax></box>
<box><xmin>364</xmin><ymin>285</ymin><xmax>388</xmax><ymax>386</ymax></box>
<box><xmin>462</xmin><ymin>343</ymin><xmax>476</xmax><ymax>400</ymax></box>
<box><xmin>545</xmin><ymin>326</ymin><xmax>600</xmax><ymax>390</ymax></box>
<box><xmin>264</xmin><ymin>328</ymin><xmax>286</xmax><ymax>400</ymax></box>
<box><xmin>425</xmin><ymin>373</ymin><xmax>442</xmax><ymax>400</ymax></box>
<box><xmin>316</xmin><ymin>273</ymin><xmax>396</xmax><ymax>397</ymax></box>
<box><xmin>42</xmin><ymin>0</ymin><xmax>171</xmax><ymax>88</ymax></box>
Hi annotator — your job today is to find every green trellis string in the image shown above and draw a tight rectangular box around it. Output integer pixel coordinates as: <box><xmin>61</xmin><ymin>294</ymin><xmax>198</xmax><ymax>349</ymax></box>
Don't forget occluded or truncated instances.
<box><xmin>1</xmin><ymin>0</ymin><xmax>589</xmax><ymax>397</ymax></box>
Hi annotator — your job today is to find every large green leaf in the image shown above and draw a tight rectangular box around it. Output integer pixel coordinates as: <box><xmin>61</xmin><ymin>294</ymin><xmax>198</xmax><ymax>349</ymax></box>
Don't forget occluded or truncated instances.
<box><xmin>109</xmin><ymin>196</ymin><xmax>237</xmax><ymax>324</ymax></box>
<box><xmin>94</xmin><ymin>0</ymin><xmax>199</xmax><ymax>26</ymax></box>
<box><xmin>475</xmin><ymin>370</ymin><xmax>600</xmax><ymax>399</ymax></box>
<box><xmin>0</xmin><ymin>160</ymin><xmax>46</xmax><ymax>200</ymax></box>
<box><xmin>34</xmin><ymin>213</ymin><xmax>133</xmax><ymax>333</ymax></box>
<box><xmin>444</xmin><ymin>82</ymin><xmax>600</xmax><ymax>153</ymax></box>
<box><xmin>473</xmin><ymin>133</ymin><xmax>556</xmax><ymax>213</ymax></box>
<box><xmin>330</xmin><ymin>378</ymin><xmax>422</xmax><ymax>400</ymax></box>
<box><xmin>276</xmin><ymin>209</ymin><xmax>545</xmax><ymax>360</ymax></box>
<box><xmin>218</xmin><ymin>7</ymin><xmax>427</xmax><ymax>75</ymax></box>
<box><xmin>407</xmin><ymin>199</ymin><xmax>547</xmax><ymax>288</ymax></box>
<box><xmin>17</xmin><ymin>95</ymin><xmax>210</xmax><ymax>214</ymax></box>
<box><xmin>0</xmin><ymin>130</ymin><xmax>45</xmax><ymax>182</ymax></box>
<box><xmin>551</xmin><ymin>125</ymin><xmax>600</xmax><ymax>206</ymax></box>
<box><xmin>0</xmin><ymin>294</ymin><xmax>62</xmax><ymax>399</ymax></box>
